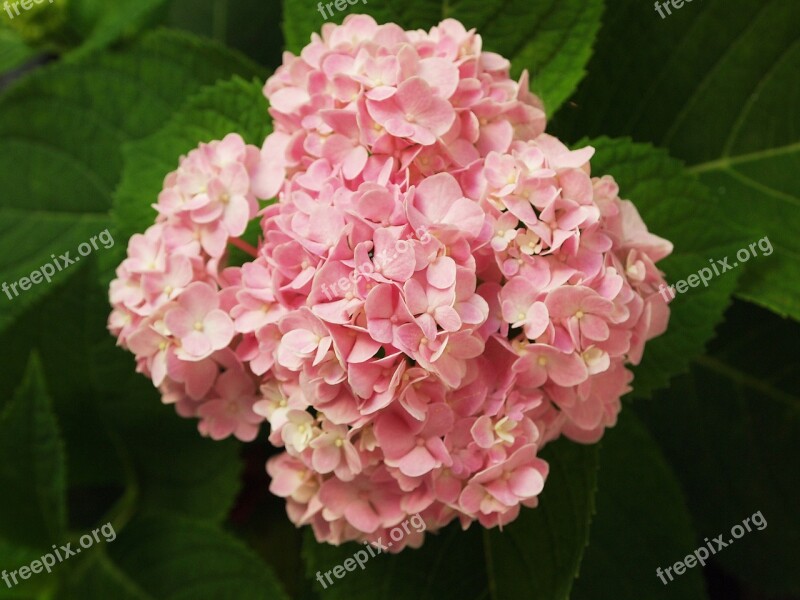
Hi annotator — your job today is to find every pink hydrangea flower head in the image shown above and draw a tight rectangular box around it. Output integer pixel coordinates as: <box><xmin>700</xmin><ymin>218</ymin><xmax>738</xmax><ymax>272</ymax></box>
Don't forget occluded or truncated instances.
<box><xmin>109</xmin><ymin>16</ymin><xmax>672</xmax><ymax>551</ymax></box>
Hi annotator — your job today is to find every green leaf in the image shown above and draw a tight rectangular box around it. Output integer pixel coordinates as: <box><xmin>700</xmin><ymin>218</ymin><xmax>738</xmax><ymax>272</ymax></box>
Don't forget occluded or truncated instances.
<box><xmin>61</xmin><ymin>515</ymin><xmax>290</xmax><ymax>600</ymax></box>
<box><xmin>303</xmin><ymin>523</ymin><xmax>488</xmax><ymax>599</ymax></box>
<box><xmin>282</xmin><ymin>0</ymin><xmax>603</xmax><ymax>114</ymax></box>
<box><xmin>0</xmin><ymin>354</ymin><xmax>66</xmax><ymax>551</ymax></box>
<box><xmin>92</xmin><ymin>283</ymin><xmax>240</xmax><ymax>523</ymax></box>
<box><xmin>0</xmin><ymin>262</ymin><xmax>127</xmax><ymax>487</ymax></box>
<box><xmin>0</xmin><ymin>29</ymin><xmax>264</xmax><ymax>334</ymax></box>
<box><xmin>65</xmin><ymin>0</ymin><xmax>171</xmax><ymax>59</ymax></box>
<box><xmin>558</xmin><ymin>0</ymin><xmax>800</xmax><ymax>321</ymax></box>
<box><xmin>60</xmin><ymin>553</ymin><xmax>151</xmax><ymax>600</ymax></box>
<box><xmin>0</xmin><ymin>27</ymin><xmax>35</xmax><ymax>74</ymax></box>
<box><xmin>0</xmin><ymin>538</ymin><xmax>43</xmax><ymax>599</ymax></box>
<box><xmin>2</xmin><ymin>0</ymin><xmax>172</xmax><ymax>59</ymax></box>
<box><xmin>457</xmin><ymin>0</ymin><xmax>604</xmax><ymax>115</ymax></box>
<box><xmin>635</xmin><ymin>300</ymin><xmax>800</xmax><ymax>596</ymax></box>
<box><xmin>0</xmin><ymin>260</ymin><xmax>244</xmax><ymax>524</ymax></box>
<box><xmin>113</xmin><ymin>75</ymin><xmax>272</xmax><ymax>249</ymax></box>
<box><xmin>302</xmin><ymin>437</ymin><xmax>598</xmax><ymax>600</ymax></box>
<box><xmin>282</xmin><ymin>0</ymin><xmax>430</xmax><ymax>52</ymax></box>
<box><xmin>168</xmin><ymin>0</ymin><xmax>285</xmax><ymax>67</ymax></box>
<box><xmin>105</xmin><ymin>389</ymin><xmax>245</xmax><ymax>523</ymax></box>
<box><xmin>232</xmin><ymin>488</ymin><xmax>317</xmax><ymax>600</ymax></box>
<box><xmin>0</xmin><ymin>0</ymin><xmax>70</xmax><ymax>51</ymax></box>
<box><xmin>572</xmin><ymin>410</ymin><xmax>708</xmax><ymax>600</ymax></box>
<box><xmin>0</xmin><ymin>538</ymin><xmax>41</xmax><ymax>576</ymax></box>
<box><xmin>585</xmin><ymin>137</ymin><xmax>751</xmax><ymax>398</ymax></box>
<box><xmin>485</xmin><ymin>440</ymin><xmax>599</xmax><ymax>600</ymax></box>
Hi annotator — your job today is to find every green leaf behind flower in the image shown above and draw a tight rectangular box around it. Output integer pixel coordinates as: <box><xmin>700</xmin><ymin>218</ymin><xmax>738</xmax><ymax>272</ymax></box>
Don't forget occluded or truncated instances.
<box><xmin>0</xmin><ymin>29</ymin><xmax>263</xmax><ymax>334</ymax></box>
<box><xmin>0</xmin><ymin>27</ymin><xmax>35</xmax><ymax>74</ymax></box>
<box><xmin>302</xmin><ymin>438</ymin><xmax>599</xmax><ymax>600</ymax></box>
<box><xmin>60</xmin><ymin>515</ymin><xmax>290</xmax><ymax>600</ymax></box>
<box><xmin>635</xmin><ymin>301</ymin><xmax>800</xmax><ymax>596</ymax></box>
<box><xmin>586</xmin><ymin>137</ymin><xmax>752</xmax><ymax>398</ymax></box>
<box><xmin>572</xmin><ymin>410</ymin><xmax>708</xmax><ymax>600</ymax></box>
<box><xmin>281</xmin><ymin>0</ymin><xmax>603</xmax><ymax>114</ymax></box>
<box><xmin>0</xmin><ymin>354</ymin><xmax>66</xmax><ymax>551</ymax></box>
<box><xmin>558</xmin><ymin>0</ymin><xmax>800</xmax><ymax>321</ymax></box>
<box><xmin>112</xmin><ymin>75</ymin><xmax>272</xmax><ymax>253</ymax></box>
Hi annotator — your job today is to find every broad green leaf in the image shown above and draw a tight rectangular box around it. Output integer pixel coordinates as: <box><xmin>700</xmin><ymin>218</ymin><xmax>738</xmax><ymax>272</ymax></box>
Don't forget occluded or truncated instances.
<box><xmin>2</xmin><ymin>0</ymin><xmax>170</xmax><ymax>59</ymax></box>
<box><xmin>572</xmin><ymin>410</ymin><xmax>708</xmax><ymax>600</ymax></box>
<box><xmin>60</xmin><ymin>553</ymin><xmax>151</xmax><ymax>600</ymax></box>
<box><xmin>303</xmin><ymin>523</ymin><xmax>487</xmax><ymax>599</ymax></box>
<box><xmin>65</xmin><ymin>0</ymin><xmax>171</xmax><ymax>59</ymax></box>
<box><xmin>113</xmin><ymin>75</ymin><xmax>272</xmax><ymax>249</ymax></box>
<box><xmin>302</xmin><ymin>437</ymin><xmax>598</xmax><ymax>600</ymax></box>
<box><xmin>635</xmin><ymin>300</ymin><xmax>800</xmax><ymax>596</ymax></box>
<box><xmin>0</xmin><ymin>262</ymin><xmax>127</xmax><ymax>487</ymax></box>
<box><xmin>0</xmin><ymin>537</ymin><xmax>44</xmax><ymax>599</ymax></box>
<box><xmin>485</xmin><ymin>440</ymin><xmax>599</xmax><ymax>600</ymax></box>
<box><xmin>61</xmin><ymin>515</ymin><xmax>290</xmax><ymax>600</ymax></box>
<box><xmin>0</xmin><ymin>538</ymin><xmax>41</xmax><ymax>577</ymax></box>
<box><xmin>105</xmin><ymin>388</ymin><xmax>244</xmax><ymax>522</ymax></box>
<box><xmin>452</xmin><ymin>0</ymin><xmax>604</xmax><ymax>115</ymax></box>
<box><xmin>558</xmin><ymin>0</ymin><xmax>800</xmax><ymax>321</ymax></box>
<box><xmin>0</xmin><ymin>354</ymin><xmax>66</xmax><ymax>550</ymax></box>
<box><xmin>0</xmin><ymin>260</ymin><xmax>243</xmax><ymax>523</ymax></box>
<box><xmin>282</xmin><ymin>0</ymin><xmax>603</xmax><ymax>114</ymax></box>
<box><xmin>0</xmin><ymin>27</ymin><xmax>34</xmax><ymax>74</ymax></box>
<box><xmin>0</xmin><ymin>0</ymin><xmax>69</xmax><ymax>50</ymax></box>
<box><xmin>90</xmin><ymin>259</ymin><xmax>241</xmax><ymax>524</ymax></box>
<box><xmin>232</xmin><ymin>487</ymin><xmax>317</xmax><ymax>600</ymax></box>
<box><xmin>585</xmin><ymin>137</ymin><xmax>751</xmax><ymax>398</ymax></box>
<box><xmin>0</xmin><ymin>29</ymin><xmax>264</xmax><ymax>334</ymax></box>
<box><xmin>168</xmin><ymin>0</ymin><xmax>285</xmax><ymax>67</ymax></box>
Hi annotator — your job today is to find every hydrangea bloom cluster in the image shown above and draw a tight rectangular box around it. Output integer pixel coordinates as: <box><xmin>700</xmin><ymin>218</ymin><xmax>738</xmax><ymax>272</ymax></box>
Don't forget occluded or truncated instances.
<box><xmin>110</xmin><ymin>15</ymin><xmax>672</xmax><ymax>552</ymax></box>
<box><xmin>109</xmin><ymin>133</ymin><xmax>266</xmax><ymax>441</ymax></box>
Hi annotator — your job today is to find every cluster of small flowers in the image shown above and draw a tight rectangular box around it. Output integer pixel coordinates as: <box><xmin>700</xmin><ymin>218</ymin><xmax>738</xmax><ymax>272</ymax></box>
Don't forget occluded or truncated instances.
<box><xmin>248</xmin><ymin>15</ymin><xmax>672</xmax><ymax>549</ymax></box>
<box><xmin>109</xmin><ymin>15</ymin><xmax>673</xmax><ymax>552</ymax></box>
<box><xmin>108</xmin><ymin>134</ymin><xmax>266</xmax><ymax>442</ymax></box>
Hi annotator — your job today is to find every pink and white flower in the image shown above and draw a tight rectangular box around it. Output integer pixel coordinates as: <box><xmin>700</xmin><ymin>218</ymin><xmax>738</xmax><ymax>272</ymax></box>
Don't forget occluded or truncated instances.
<box><xmin>109</xmin><ymin>14</ymin><xmax>673</xmax><ymax>553</ymax></box>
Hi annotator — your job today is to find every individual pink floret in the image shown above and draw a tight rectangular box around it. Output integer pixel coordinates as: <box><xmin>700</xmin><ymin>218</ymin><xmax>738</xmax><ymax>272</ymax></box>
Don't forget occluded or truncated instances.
<box><xmin>165</xmin><ymin>282</ymin><xmax>235</xmax><ymax>361</ymax></box>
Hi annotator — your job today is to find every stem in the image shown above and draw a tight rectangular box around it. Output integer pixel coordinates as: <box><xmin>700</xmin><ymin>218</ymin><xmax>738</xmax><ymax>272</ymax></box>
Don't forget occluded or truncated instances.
<box><xmin>229</xmin><ymin>237</ymin><xmax>259</xmax><ymax>258</ymax></box>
